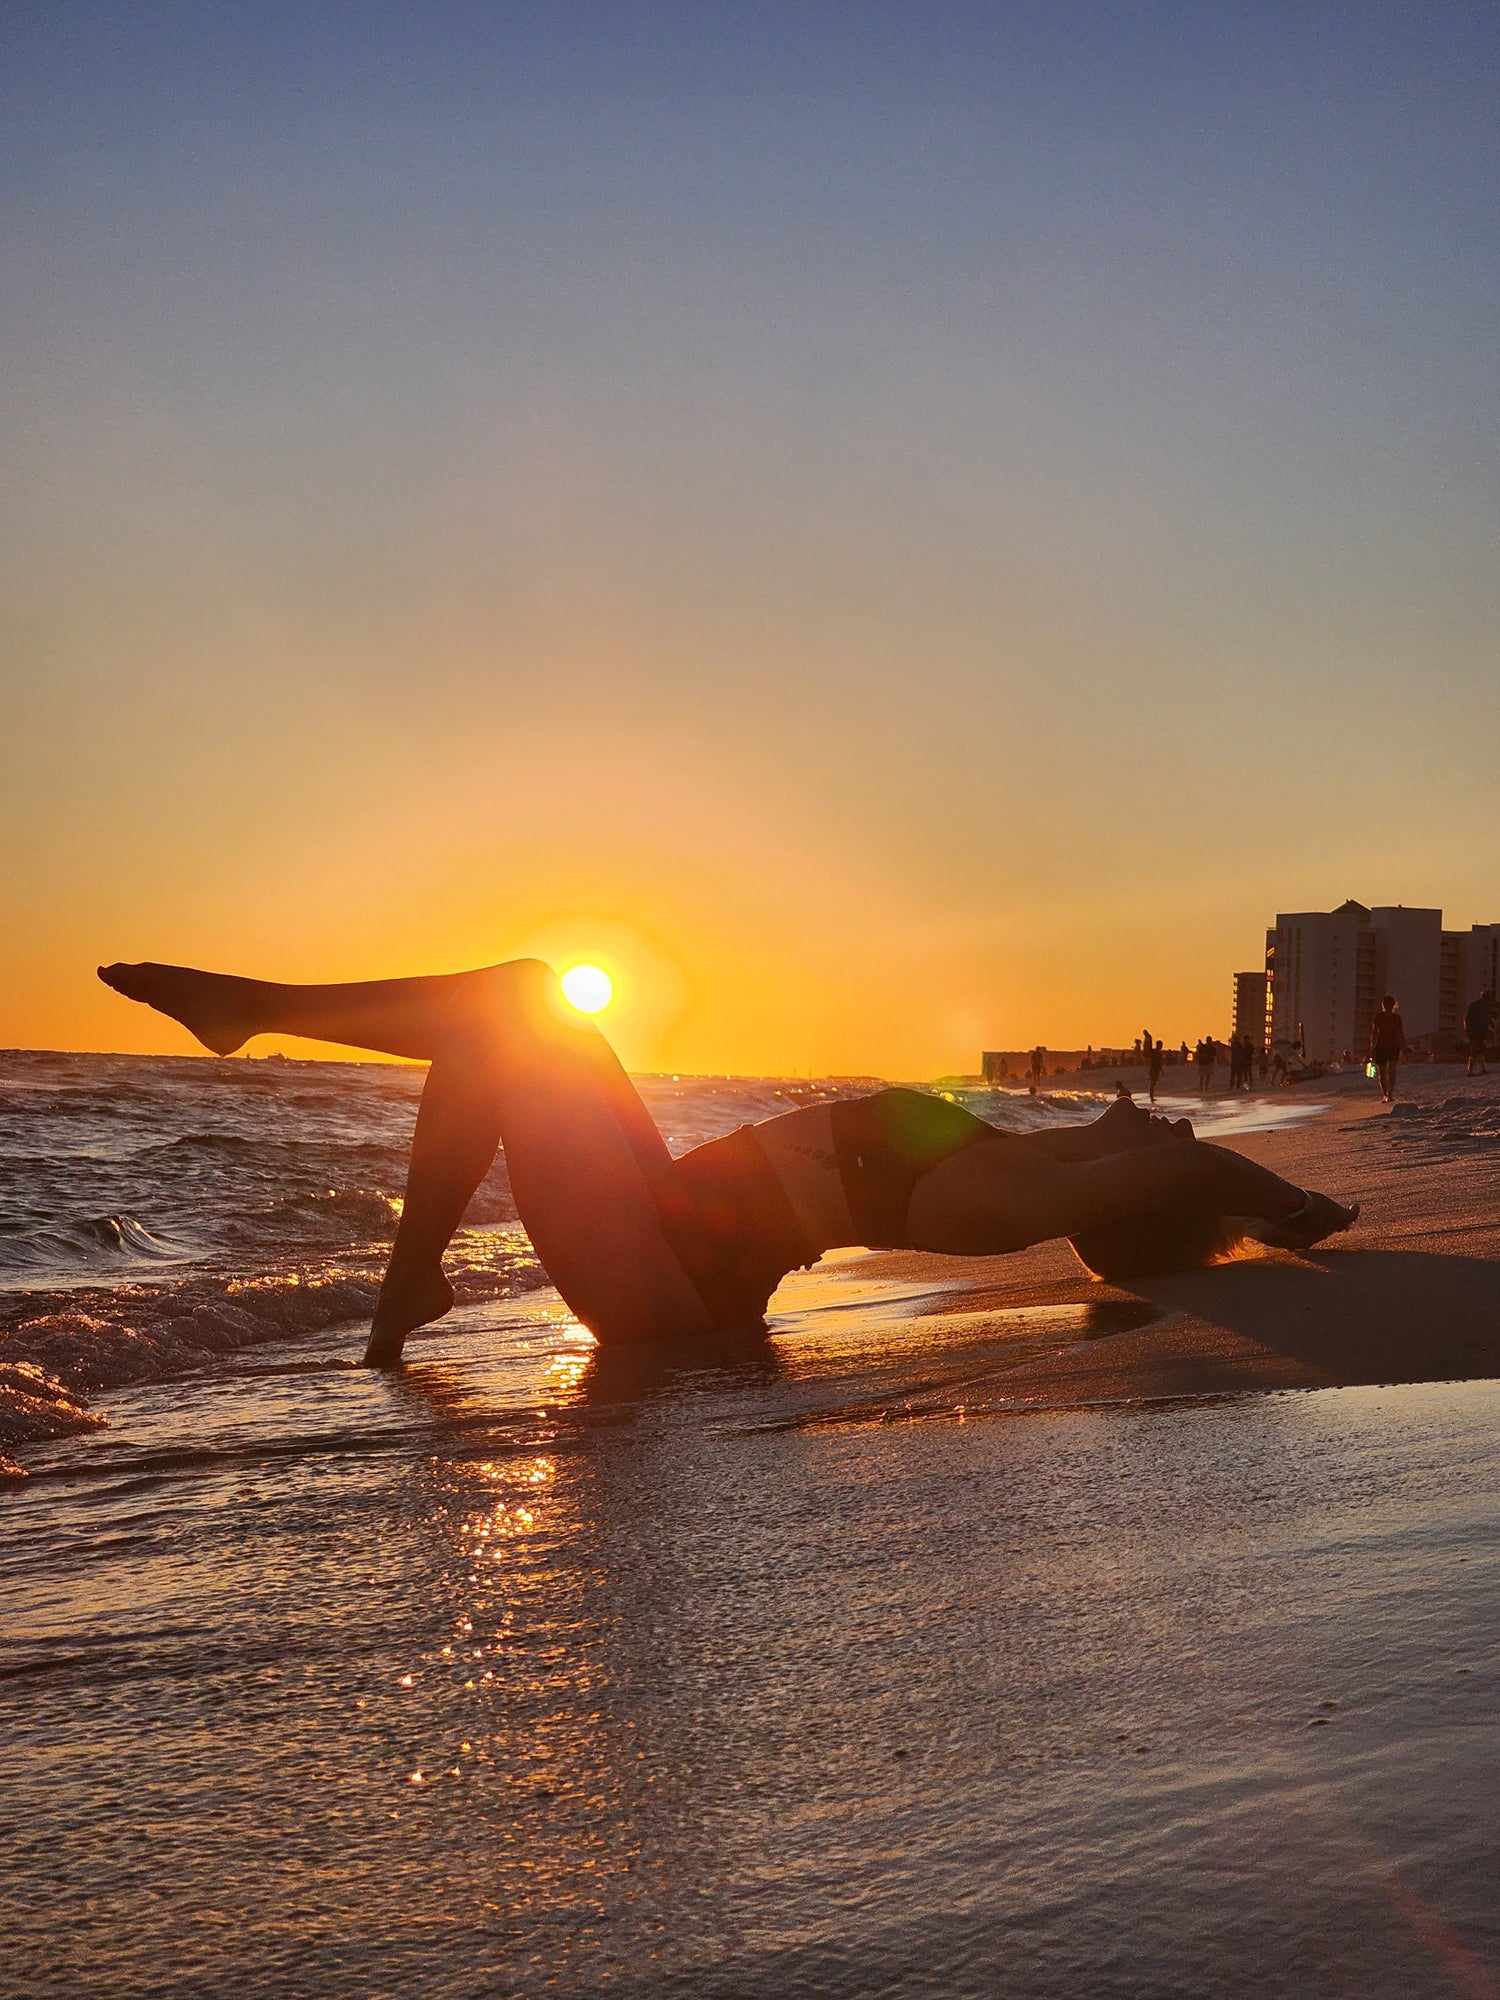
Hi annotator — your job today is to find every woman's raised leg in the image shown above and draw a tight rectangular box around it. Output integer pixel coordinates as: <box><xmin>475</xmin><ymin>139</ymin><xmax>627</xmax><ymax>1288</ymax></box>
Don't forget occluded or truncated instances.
<box><xmin>99</xmin><ymin>958</ymin><xmax>716</xmax><ymax>1353</ymax></box>
<box><xmin>99</xmin><ymin>959</ymin><xmax>564</xmax><ymax>1063</ymax></box>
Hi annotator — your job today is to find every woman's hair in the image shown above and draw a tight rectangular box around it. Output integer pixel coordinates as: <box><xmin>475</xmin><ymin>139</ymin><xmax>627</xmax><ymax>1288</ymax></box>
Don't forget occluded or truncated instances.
<box><xmin>1382</xmin><ymin>994</ymin><xmax>1397</xmax><ymax>1008</ymax></box>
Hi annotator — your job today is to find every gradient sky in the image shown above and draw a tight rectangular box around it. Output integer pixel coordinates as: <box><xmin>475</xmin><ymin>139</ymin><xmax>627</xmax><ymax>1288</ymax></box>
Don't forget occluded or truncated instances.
<box><xmin>4</xmin><ymin>1</ymin><xmax>1497</xmax><ymax>1074</ymax></box>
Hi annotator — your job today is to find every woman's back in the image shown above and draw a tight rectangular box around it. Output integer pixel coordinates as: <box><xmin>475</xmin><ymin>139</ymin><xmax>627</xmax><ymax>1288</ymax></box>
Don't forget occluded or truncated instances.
<box><xmin>1371</xmin><ymin>1005</ymin><xmax>1404</xmax><ymax>1054</ymax></box>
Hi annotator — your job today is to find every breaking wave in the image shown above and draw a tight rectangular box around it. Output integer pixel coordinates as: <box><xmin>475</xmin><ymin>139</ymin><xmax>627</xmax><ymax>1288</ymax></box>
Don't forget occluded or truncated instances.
<box><xmin>0</xmin><ymin>1211</ymin><xmax>187</xmax><ymax>1275</ymax></box>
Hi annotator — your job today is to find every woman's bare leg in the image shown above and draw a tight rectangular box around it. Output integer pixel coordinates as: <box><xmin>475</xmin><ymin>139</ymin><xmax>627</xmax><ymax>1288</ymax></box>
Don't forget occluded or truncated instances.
<box><xmin>99</xmin><ymin>958</ymin><xmax>671</xmax><ymax>1178</ymax></box>
<box><xmin>99</xmin><ymin>960</ymin><xmax>546</xmax><ymax>1063</ymax></box>
<box><xmin>99</xmin><ymin>958</ymin><xmax>715</xmax><ymax>1354</ymax></box>
<box><xmin>365</xmin><ymin>1040</ymin><xmax>503</xmax><ymax>1365</ymax></box>
<box><xmin>365</xmin><ymin>1006</ymin><xmax>715</xmax><ymax>1363</ymax></box>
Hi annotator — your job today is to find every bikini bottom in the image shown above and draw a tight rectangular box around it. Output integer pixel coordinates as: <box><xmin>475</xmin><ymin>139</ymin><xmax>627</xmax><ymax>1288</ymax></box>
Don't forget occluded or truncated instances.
<box><xmin>653</xmin><ymin>1125</ymin><xmax>814</xmax><ymax>1331</ymax></box>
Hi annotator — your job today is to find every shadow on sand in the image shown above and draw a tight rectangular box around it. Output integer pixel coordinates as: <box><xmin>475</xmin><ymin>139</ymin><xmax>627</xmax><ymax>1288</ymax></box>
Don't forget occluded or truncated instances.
<box><xmin>986</xmin><ymin>1246</ymin><xmax>1500</xmax><ymax>1406</ymax></box>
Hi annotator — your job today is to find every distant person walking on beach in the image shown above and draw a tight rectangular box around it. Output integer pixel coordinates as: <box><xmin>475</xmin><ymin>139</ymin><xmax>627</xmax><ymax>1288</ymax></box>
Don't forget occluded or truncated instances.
<box><xmin>1029</xmin><ymin>1046</ymin><xmax>1046</xmax><ymax>1095</ymax></box>
<box><xmin>1369</xmin><ymin>996</ymin><xmax>1406</xmax><ymax>1104</ymax></box>
<box><xmin>1147</xmin><ymin>1038</ymin><xmax>1165</xmax><ymax>1104</ymax></box>
<box><xmin>98</xmin><ymin>956</ymin><xmax>1358</xmax><ymax>1355</ymax></box>
<box><xmin>1257</xmin><ymin>1043</ymin><xmax>1269</xmax><ymax>1086</ymax></box>
<box><xmin>1195</xmin><ymin>1037</ymin><xmax>1215</xmax><ymax>1094</ymax></box>
<box><xmin>1466</xmin><ymin>990</ymin><xmax>1495</xmax><ymax>1076</ymax></box>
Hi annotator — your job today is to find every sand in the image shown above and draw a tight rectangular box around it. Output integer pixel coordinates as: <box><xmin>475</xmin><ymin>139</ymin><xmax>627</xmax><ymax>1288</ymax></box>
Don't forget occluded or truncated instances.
<box><xmin>856</xmin><ymin>1065</ymin><xmax>1500</xmax><ymax>1407</ymax></box>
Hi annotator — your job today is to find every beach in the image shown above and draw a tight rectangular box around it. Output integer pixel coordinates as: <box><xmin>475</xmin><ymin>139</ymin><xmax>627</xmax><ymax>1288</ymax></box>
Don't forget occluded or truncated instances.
<box><xmin>4</xmin><ymin>1060</ymin><xmax>1500</xmax><ymax>1996</ymax></box>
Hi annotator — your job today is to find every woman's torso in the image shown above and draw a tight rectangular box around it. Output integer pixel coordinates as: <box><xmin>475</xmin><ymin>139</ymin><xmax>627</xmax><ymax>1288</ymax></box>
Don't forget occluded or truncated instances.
<box><xmin>658</xmin><ymin>1091</ymin><xmax>1005</xmax><ymax>1333</ymax></box>
<box><xmin>753</xmin><ymin>1090</ymin><xmax>1002</xmax><ymax>1253</ymax></box>
<box><xmin>1372</xmin><ymin>1011</ymin><xmax>1404</xmax><ymax>1055</ymax></box>
<box><xmin>749</xmin><ymin>1102</ymin><xmax>854</xmax><ymax>1252</ymax></box>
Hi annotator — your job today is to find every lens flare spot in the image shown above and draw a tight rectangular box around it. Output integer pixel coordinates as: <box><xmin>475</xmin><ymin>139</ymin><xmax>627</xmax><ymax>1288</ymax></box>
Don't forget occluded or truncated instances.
<box><xmin>560</xmin><ymin>964</ymin><xmax>613</xmax><ymax>1014</ymax></box>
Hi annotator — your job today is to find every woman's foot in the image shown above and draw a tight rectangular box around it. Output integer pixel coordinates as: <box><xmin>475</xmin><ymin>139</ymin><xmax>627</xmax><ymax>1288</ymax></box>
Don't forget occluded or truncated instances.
<box><xmin>97</xmin><ymin>962</ymin><xmax>262</xmax><ymax>1057</ymax></box>
<box><xmin>1248</xmin><ymin>1190</ymin><xmax>1360</xmax><ymax>1252</ymax></box>
<box><xmin>362</xmin><ymin>1264</ymin><xmax>456</xmax><ymax>1367</ymax></box>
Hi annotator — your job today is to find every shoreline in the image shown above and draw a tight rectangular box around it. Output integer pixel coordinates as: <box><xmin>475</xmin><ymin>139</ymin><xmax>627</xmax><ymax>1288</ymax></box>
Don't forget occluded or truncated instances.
<box><xmin>5</xmin><ymin>1059</ymin><xmax>1496</xmax><ymax>1480</ymax></box>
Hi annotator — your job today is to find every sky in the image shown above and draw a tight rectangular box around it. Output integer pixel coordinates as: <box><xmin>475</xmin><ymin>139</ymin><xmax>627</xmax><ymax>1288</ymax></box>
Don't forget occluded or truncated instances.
<box><xmin>3</xmin><ymin>0</ymin><xmax>1497</xmax><ymax>1074</ymax></box>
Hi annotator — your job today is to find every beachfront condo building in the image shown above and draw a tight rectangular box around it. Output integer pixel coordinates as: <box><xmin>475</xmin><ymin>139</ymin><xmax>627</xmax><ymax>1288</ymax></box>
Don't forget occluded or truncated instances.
<box><xmin>1470</xmin><ymin>925</ymin><xmax>1500</xmax><ymax>1005</ymax></box>
<box><xmin>1262</xmin><ymin>902</ymin><xmax>1500</xmax><ymax>1060</ymax></box>
<box><xmin>1232</xmin><ymin>971</ymin><xmax>1269</xmax><ymax>1048</ymax></box>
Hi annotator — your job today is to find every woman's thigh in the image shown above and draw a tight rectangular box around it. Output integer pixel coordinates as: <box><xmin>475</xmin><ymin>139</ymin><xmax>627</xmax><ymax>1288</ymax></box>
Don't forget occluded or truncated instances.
<box><xmin>497</xmin><ymin>1079</ymin><xmax>715</xmax><ymax>1342</ymax></box>
<box><xmin>474</xmin><ymin>987</ymin><xmax>715</xmax><ymax>1343</ymax></box>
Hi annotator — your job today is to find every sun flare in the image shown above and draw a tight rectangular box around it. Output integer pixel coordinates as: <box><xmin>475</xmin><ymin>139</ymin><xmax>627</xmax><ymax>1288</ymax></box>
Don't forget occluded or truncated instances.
<box><xmin>560</xmin><ymin>963</ymin><xmax>613</xmax><ymax>1015</ymax></box>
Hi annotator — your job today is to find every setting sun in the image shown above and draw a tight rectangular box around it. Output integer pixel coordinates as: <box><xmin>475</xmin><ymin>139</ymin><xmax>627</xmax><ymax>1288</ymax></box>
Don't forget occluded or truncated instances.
<box><xmin>560</xmin><ymin>963</ymin><xmax>613</xmax><ymax>1015</ymax></box>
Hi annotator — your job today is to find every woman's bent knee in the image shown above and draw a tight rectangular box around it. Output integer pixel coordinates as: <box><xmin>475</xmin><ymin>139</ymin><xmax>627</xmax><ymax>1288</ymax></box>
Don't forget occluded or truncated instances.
<box><xmin>444</xmin><ymin>960</ymin><xmax>560</xmax><ymax>1037</ymax></box>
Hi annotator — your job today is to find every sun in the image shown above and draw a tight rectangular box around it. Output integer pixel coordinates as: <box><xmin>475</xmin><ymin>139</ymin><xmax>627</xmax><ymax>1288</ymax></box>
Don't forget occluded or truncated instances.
<box><xmin>560</xmin><ymin>963</ymin><xmax>614</xmax><ymax>1015</ymax></box>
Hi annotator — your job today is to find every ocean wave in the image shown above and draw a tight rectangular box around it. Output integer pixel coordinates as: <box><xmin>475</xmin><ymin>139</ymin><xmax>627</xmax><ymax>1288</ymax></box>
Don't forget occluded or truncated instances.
<box><xmin>0</xmin><ymin>1237</ymin><xmax>549</xmax><ymax>1462</ymax></box>
<box><xmin>138</xmin><ymin>1130</ymin><xmax>402</xmax><ymax>1162</ymax></box>
<box><xmin>142</xmin><ymin>1130</ymin><xmax>259</xmax><ymax>1153</ymax></box>
<box><xmin>0</xmin><ymin>1272</ymin><xmax>380</xmax><ymax>1402</ymax></box>
<box><xmin>0</xmin><ymin>1212</ymin><xmax>187</xmax><ymax>1274</ymax></box>
<box><xmin>253</xmin><ymin>1187</ymin><xmax>404</xmax><ymax>1237</ymax></box>
<box><xmin>0</xmin><ymin>1361</ymin><xmax>103</xmax><ymax>1476</ymax></box>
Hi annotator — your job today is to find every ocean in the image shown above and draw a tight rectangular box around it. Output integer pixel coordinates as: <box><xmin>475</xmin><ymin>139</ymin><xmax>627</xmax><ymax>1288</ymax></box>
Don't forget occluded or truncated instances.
<box><xmin>8</xmin><ymin>1052</ymin><xmax>1494</xmax><ymax>1998</ymax></box>
<box><xmin>0</xmin><ymin>1051</ymin><xmax>876</xmax><ymax>1461</ymax></box>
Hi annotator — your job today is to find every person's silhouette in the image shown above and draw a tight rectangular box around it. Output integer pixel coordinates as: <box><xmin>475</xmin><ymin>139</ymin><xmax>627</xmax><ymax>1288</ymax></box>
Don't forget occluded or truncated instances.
<box><xmin>1466</xmin><ymin>989</ymin><xmax>1495</xmax><ymax>1077</ymax></box>
<box><xmin>1370</xmin><ymin>995</ymin><xmax>1405</xmax><ymax>1104</ymax></box>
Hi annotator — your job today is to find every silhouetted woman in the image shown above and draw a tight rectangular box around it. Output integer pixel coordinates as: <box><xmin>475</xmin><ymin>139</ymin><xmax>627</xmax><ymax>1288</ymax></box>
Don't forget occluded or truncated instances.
<box><xmin>1370</xmin><ymin>995</ymin><xmax>1406</xmax><ymax>1104</ymax></box>
<box><xmin>100</xmin><ymin>959</ymin><xmax>1358</xmax><ymax>1363</ymax></box>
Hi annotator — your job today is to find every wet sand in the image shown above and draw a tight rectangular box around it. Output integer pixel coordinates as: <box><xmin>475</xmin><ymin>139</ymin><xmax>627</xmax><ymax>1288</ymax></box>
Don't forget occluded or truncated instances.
<box><xmin>859</xmin><ymin>1067</ymin><xmax>1500</xmax><ymax>1407</ymax></box>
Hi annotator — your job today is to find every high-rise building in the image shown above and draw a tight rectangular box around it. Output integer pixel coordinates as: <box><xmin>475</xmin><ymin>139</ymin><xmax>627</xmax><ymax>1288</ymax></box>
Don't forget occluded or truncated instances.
<box><xmin>1232</xmin><ymin>971</ymin><xmax>1268</xmax><ymax>1050</ymax></box>
<box><xmin>1371</xmin><ymin>906</ymin><xmax>1443</xmax><ymax>1038</ymax></box>
<box><xmin>1467</xmin><ymin>925</ymin><xmax>1500</xmax><ymax>1006</ymax></box>
<box><xmin>1267</xmin><ymin>900</ymin><xmax>1381</xmax><ymax>1059</ymax></box>
<box><xmin>1262</xmin><ymin>901</ymin><xmax>1500</xmax><ymax>1058</ymax></box>
<box><xmin>1440</xmin><ymin>929</ymin><xmax>1465</xmax><ymax>1034</ymax></box>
